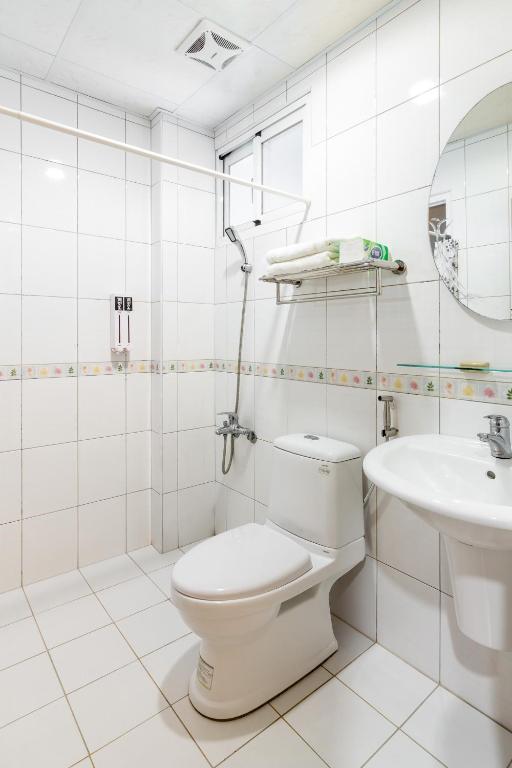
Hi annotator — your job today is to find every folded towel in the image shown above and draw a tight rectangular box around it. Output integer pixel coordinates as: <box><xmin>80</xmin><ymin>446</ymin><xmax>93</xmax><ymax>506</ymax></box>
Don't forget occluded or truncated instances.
<box><xmin>266</xmin><ymin>239</ymin><xmax>339</xmax><ymax>264</ymax></box>
<box><xmin>338</xmin><ymin>237</ymin><xmax>391</xmax><ymax>265</ymax></box>
<box><xmin>264</xmin><ymin>251</ymin><xmax>337</xmax><ymax>278</ymax></box>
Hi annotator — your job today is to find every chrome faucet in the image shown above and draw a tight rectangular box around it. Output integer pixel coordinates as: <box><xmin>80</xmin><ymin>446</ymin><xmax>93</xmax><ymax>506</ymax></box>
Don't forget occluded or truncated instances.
<box><xmin>216</xmin><ymin>412</ymin><xmax>257</xmax><ymax>443</ymax></box>
<box><xmin>477</xmin><ymin>415</ymin><xmax>512</xmax><ymax>459</ymax></box>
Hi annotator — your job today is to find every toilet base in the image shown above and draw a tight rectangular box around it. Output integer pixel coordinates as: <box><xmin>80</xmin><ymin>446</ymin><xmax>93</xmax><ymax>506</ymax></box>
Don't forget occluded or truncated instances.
<box><xmin>188</xmin><ymin>577</ymin><xmax>339</xmax><ymax>720</ymax></box>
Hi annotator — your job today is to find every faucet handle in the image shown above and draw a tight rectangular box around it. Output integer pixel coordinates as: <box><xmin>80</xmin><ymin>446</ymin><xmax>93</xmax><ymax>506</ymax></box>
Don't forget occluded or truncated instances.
<box><xmin>485</xmin><ymin>414</ymin><xmax>510</xmax><ymax>431</ymax></box>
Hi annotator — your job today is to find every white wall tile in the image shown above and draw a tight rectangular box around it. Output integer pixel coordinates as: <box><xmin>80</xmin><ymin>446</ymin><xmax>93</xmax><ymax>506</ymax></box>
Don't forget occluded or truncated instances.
<box><xmin>177</xmin><ymin>482</ymin><xmax>215</xmax><ymax>546</ymax></box>
<box><xmin>79</xmin><ymin>496</ymin><xmax>126</xmax><ymax>567</ymax></box>
<box><xmin>0</xmin><ymin>302</ymin><xmax>21</xmax><ymax>366</ymax></box>
<box><xmin>286</xmin><ymin>300</ymin><xmax>326</xmax><ymax>367</ymax></box>
<box><xmin>126</xmin><ymin>182</ymin><xmax>150</xmax><ymax>243</ymax></box>
<box><xmin>177</xmin><ymin>245</ymin><xmax>214</xmax><ymax>303</ymax></box>
<box><xmin>162</xmin><ymin>432</ymin><xmax>177</xmax><ymax>494</ymax></box>
<box><xmin>23</xmin><ymin>442</ymin><xmax>77</xmax><ymax>518</ymax></box>
<box><xmin>22</xmin><ymin>296</ymin><xmax>77</xmax><ymax>364</ymax></box>
<box><xmin>0</xmin><ymin>76</ymin><xmax>20</xmax><ymax>153</ymax></box>
<box><xmin>22</xmin><ymin>226</ymin><xmax>77</xmax><ymax>298</ymax></box>
<box><xmin>126</xmin><ymin>121</ymin><xmax>150</xmax><ymax>185</ymax></box>
<box><xmin>22</xmin><ymin>86</ymin><xmax>77</xmax><ymax>166</ymax></box>
<box><xmin>0</xmin><ymin>222</ymin><xmax>21</xmax><ymax>294</ymax></box>
<box><xmin>78</xmin><ymin>106</ymin><xmax>125</xmax><ymax>178</ymax></box>
<box><xmin>327</xmin><ymin>119</ymin><xmax>376</xmax><ymax>213</ymax></box>
<box><xmin>0</xmin><ymin>451</ymin><xmax>21</xmax><ymax>524</ymax></box>
<box><xmin>163</xmin><ymin>491</ymin><xmax>178</xmax><ymax>552</ymax></box>
<box><xmin>440</xmin><ymin>0</ymin><xmax>512</xmax><ymax>82</ymax></box>
<box><xmin>377</xmin><ymin>282</ymin><xmax>439</xmax><ymax>373</ymax></box>
<box><xmin>127</xmin><ymin>374</ymin><xmax>151</xmax><ymax>433</ymax></box>
<box><xmin>77</xmin><ymin>299</ymin><xmax>112</xmax><ymax>362</ymax></box>
<box><xmin>22</xmin><ymin>156</ymin><xmax>77</xmax><ymax>231</ymax></box>
<box><xmin>327</xmin><ymin>33</ymin><xmax>376</xmax><ymax>137</ymax></box>
<box><xmin>178</xmin><ymin>126</ymin><xmax>215</xmax><ymax>192</ymax></box>
<box><xmin>127</xmin><ymin>431</ymin><xmax>151</xmax><ymax>493</ymax></box>
<box><xmin>331</xmin><ymin>556</ymin><xmax>377</xmax><ymax>640</ymax></box>
<box><xmin>377</xmin><ymin>0</ymin><xmax>439</xmax><ymax>112</ymax></box>
<box><xmin>465</xmin><ymin>132</ymin><xmax>508</xmax><ymax>197</ymax></box>
<box><xmin>0</xmin><ymin>521</ymin><xmax>21</xmax><ymax>592</ymax></box>
<box><xmin>326</xmin><ymin>385</ymin><xmax>376</xmax><ymax>457</ymax></box>
<box><xmin>178</xmin><ymin>428</ymin><xmax>214</xmax><ymax>489</ymax></box>
<box><xmin>177</xmin><ymin>303</ymin><xmax>214</xmax><ymax>359</ymax></box>
<box><xmin>254</xmin><ymin>376</ymin><xmax>287</xmax><ymax>442</ymax></box>
<box><xmin>78</xmin><ymin>434</ymin><xmax>126</xmax><ymax>505</ymax></box>
<box><xmin>327</xmin><ymin>296</ymin><xmax>376</xmax><ymax>370</ymax></box>
<box><xmin>287</xmin><ymin>380</ymin><xmax>327</xmax><ymax>436</ymax></box>
<box><xmin>177</xmin><ymin>187</ymin><xmax>215</xmax><ymax>247</ymax></box>
<box><xmin>78</xmin><ymin>171</ymin><xmax>125</xmax><ymax>239</ymax></box>
<box><xmin>127</xmin><ymin>489</ymin><xmax>151</xmax><ymax>551</ymax></box>
<box><xmin>78</xmin><ymin>234</ymin><xmax>124</xmax><ymax>299</ymax></box>
<box><xmin>22</xmin><ymin>377</ymin><xmax>77</xmax><ymax>449</ymax></box>
<box><xmin>177</xmin><ymin>372</ymin><xmax>214</xmax><ymax>431</ymax></box>
<box><xmin>377</xmin><ymin>94</ymin><xmax>439</xmax><ymax>199</ymax></box>
<box><xmin>78</xmin><ymin>375</ymin><xmax>125</xmax><ymax>440</ymax></box>
<box><xmin>0</xmin><ymin>150</ymin><xmax>20</xmax><ymax>224</ymax></box>
<box><xmin>23</xmin><ymin>507</ymin><xmax>77</xmax><ymax>585</ymax></box>
<box><xmin>126</xmin><ymin>242</ymin><xmax>150</xmax><ymax>301</ymax></box>
<box><xmin>377</xmin><ymin>562</ymin><xmax>440</xmax><ymax>680</ymax></box>
<box><xmin>0</xmin><ymin>381</ymin><xmax>21</xmax><ymax>453</ymax></box>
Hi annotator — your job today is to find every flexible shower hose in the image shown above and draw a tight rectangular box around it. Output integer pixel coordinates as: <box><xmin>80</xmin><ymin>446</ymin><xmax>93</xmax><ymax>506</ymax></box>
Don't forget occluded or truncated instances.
<box><xmin>221</xmin><ymin>265</ymin><xmax>250</xmax><ymax>475</ymax></box>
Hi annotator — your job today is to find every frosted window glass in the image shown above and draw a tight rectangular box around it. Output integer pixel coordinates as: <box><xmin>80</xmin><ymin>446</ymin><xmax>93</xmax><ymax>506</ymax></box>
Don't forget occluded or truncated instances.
<box><xmin>262</xmin><ymin>122</ymin><xmax>302</xmax><ymax>212</ymax></box>
<box><xmin>227</xmin><ymin>152</ymin><xmax>253</xmax><ymax>226</ymax></box>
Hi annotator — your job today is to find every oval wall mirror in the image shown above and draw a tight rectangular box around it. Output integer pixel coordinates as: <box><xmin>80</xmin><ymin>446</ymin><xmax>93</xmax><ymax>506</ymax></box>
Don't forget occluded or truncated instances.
<box><xmin>429</xmin><ymin>83</ymin><xmax>512</xmax><ymax>320</ymax></box>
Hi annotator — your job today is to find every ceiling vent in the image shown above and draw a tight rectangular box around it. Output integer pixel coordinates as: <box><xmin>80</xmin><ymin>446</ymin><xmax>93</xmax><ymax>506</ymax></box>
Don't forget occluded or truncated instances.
<box><xmin>177</xmin><ymin>20</ymin><xmax>247</xmax><ymax>72</ymax></box>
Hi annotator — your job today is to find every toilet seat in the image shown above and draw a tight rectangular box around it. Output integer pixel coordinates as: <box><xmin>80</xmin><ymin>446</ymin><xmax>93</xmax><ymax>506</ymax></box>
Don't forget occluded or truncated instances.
<box><xmin>172</xmin><ymin>523</ymin><xmax>312</xmax><ymax>601</ymax></box>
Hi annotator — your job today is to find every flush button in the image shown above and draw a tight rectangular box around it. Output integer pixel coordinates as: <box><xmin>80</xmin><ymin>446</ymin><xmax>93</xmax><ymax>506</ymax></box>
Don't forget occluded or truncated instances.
<box><xmin>304</xmin><ymin>434</ymin><xmax>319</xmax><ymax>440</ymax></box>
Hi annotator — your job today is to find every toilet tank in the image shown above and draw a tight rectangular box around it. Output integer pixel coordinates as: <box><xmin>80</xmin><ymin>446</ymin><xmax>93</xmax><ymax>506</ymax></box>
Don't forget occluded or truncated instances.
<box><xmin>268</xmin><ymin>434</ymin><xmax>364</xmax><ymax>549</ymax></box>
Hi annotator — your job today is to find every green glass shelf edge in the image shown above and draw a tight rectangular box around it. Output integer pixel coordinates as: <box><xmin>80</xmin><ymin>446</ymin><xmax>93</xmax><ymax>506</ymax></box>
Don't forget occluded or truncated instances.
<box><xmin>397</xmin><ymin>364</ymin><xmax>512</xmax><ymax>373</ymax></box>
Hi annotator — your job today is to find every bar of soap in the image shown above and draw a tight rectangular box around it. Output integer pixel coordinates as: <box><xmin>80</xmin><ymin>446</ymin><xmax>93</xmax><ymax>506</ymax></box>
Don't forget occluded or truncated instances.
<box><xmin>459</xmin><ymin>361</ymin><xmax>490</xmax><ymax>369</ymax></box>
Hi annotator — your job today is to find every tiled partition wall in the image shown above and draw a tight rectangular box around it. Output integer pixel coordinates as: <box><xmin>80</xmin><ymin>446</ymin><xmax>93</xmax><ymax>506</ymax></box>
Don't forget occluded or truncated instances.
<box><xmin>0</xmin><ymin>70</ymin><xmax>152</xmax><ymax>591</ymax></box>
<box><xmin>150</xmin><ymin>111</ymin><xmax>216</xmax><ymax>552</ymax></box>
<box><xmin>213</xmin><ymin>0</ymin><xmax>512</xmax><ymax>731</ymax></box>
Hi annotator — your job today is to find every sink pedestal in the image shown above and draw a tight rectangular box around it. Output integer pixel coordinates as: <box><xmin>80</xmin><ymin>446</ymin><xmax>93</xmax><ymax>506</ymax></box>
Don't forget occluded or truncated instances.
<box><xmin>445</xmin><ymin>535</ymin><xmax>512</xmax><ymax>651</ymax></box>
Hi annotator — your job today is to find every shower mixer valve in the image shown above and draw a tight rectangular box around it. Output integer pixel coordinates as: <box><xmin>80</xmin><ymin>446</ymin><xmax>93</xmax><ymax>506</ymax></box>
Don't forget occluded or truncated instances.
<box><xmin>216</xmin><ymin>412</ymin><xmax>257</xmax><ymax>443</ymax></box>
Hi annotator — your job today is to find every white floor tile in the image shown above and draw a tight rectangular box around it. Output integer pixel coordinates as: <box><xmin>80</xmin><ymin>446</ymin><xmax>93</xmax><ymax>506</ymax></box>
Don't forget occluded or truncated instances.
<box><xmin>129</xmin><ymin>545</ymin><xmax>182</xmax><ymax>573</ymax></box>
<box><xmin>117</xmin><ymin>601</ymin><xmax>190</xmax><ymax>656</ymax></box>
<box><xmin>0</xmin><ymin>588</ymin><xmax>31</xmax><ymax>628</ymax></box>
<box><xmin>81</xmin><ymin>554</ymin><xmax>142</xmax><ymax>591</ymax></box>
<box><xmin>285</xmin><ymin>678</ymin><xmax>395</xmax><ymax>768</ymax></box>
<box><xmin>365</xmin><ymin>731</ymin><xmax>444</xmax><ymax>767</ymax></box>
<box><xmin>0</xmin><ymin>653</ymin><xmax>63</xmax><ymax>727</ymax></box>
<box><xmin>403</xmin><ymin>686</ymin><xmax>512</xmax><ymax>768</ymax></box>
<box><xmin>92</xmin><ymin>707</ymin><xmax>209</xmax><ymax>768</ymax></box>
<box><xmin>36</xmin><ymin>594</ymin><xmax>111</xmax><ymax>648</ymax></box>
<box><xmin>24</xmin><ymin>569</ymin><xmax>91</xmax><ymax>614</ymax></box>
<box><xmin>271</xmin><ymin>665</ymin><xmax>332</xmax><ymax>716</ymax></box>
<box><xmin>338</xmin><ymin>644</ymin><xmax>437</xmax><ymax>725</ymax></box>
<box><xmin>142</xmin><ymin>633</ymin><xmax>199</xmax><ymax>704</ymax></box>
<box><xmin>68</xmin><ymin>661</ymin><xmax>167</xmax><ymax>753</ymax></box>
<box><xmin>323</xmin><ymin>616</ymin><xmax>374</xmax><ymax>675</ymax></box>
<box><xmin>96</xmin><ymin>575</ymin><xmax>166</xmax><ymax>621</ymax></box>
<box><xmin>0</xmin><ymin>698</ymin><xmax>87</xmax><ymax>768</ymax></box>
<box><xmin>173</xmin><ymin>696</ymin><xmax>278</xmax><ymax>766</ymax></box>
<box><xmin>0</xmin><ymin>616</ymin><xmax>45</xmax><ymax>670</ymax></box>
<box><xmin>148</xmin><ymin>565</ymin><xmax>174</xmax><ymax>598</ymax></box>
<box><xmin>50</xmin><ymin>624</ymin><xmax>136</xmax><ymax>693</ymax></box>
<box><xmin>221</xmin><ymin>718</ymin><xmax>326</xmax><ymax>768</ymax></box>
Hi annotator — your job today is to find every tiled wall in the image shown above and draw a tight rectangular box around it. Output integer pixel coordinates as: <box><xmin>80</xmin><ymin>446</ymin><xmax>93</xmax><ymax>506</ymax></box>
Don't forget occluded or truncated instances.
<box><xmin>0</xmin><ymin>70</ymin><xmax>152</xmax><ymax>590</ymax></box>
<box><xmin>432</xmin><ymin>124</ymin><xmax>512</xmax><ymax>317</ymax></box>
<box><xmin>150</xmin><ymin>112</ymin><xmax>217</xmax><ymax>552</ymax></box>
<box><xmin>212</xmin><ymin>0</ymin><xmax>512</xmax><ymax>731</ymax></box>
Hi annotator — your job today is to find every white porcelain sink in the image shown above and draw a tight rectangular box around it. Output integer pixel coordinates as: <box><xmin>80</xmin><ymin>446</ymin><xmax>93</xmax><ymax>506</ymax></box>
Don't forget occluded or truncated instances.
<box><xmin>364</xmin><ymin>434</ymin><xmax>512</xmax><ymax>650</ymax></box>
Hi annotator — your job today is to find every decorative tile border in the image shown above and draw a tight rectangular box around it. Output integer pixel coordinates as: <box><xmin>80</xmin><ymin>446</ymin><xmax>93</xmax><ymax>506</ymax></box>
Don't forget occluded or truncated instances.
<box><xmin>0</xmin><ymin>361</ymin><xmax>152</xmax><ymax>381</ymax></box>
<box><xmin>9</xmin><ymin>356</ymin><xmax>512</xmax><ymax>405</ymax></box>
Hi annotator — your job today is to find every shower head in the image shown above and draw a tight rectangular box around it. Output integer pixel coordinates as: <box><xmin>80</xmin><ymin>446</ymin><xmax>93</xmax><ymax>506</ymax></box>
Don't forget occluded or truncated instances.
<box><xmin>225</xmin><ymin>226</ymin><xmax>252</xmax><ymax>273</ymax></box>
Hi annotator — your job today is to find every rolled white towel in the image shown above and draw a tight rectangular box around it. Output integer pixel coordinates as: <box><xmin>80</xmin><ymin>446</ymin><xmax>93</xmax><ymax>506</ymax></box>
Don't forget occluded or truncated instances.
<box><xmin>264</xmin><ymin>251</ymin><xmax>337</xmax><ymax>278</ymax></box>
<box><xmin>266</xmin><ymin>239</ymin><xmax>339</xmax><ymax>264</ymax></box>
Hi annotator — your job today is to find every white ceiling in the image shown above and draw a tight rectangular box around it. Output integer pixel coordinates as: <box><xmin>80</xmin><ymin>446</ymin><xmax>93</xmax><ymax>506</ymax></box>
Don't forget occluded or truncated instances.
<box><xmin>0</xmin><ymin>0</ymin><xmax>389</xmax><ymax>127</ymax></box>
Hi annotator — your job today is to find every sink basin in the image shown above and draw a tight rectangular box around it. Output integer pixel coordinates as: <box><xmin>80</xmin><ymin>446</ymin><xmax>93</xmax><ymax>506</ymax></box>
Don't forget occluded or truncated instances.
<box><xmin>364</xmin><ymin>434</ymin><xmax>512</xmax><ymax>650</ymax></box>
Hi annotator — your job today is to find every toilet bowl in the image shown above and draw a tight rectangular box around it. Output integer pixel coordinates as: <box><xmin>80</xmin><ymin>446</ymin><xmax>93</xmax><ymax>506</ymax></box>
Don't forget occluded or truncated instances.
<box><xmin>171</xmin><ymin>434</ymin><xmax>365</xmax><ymax>720</ymax></box>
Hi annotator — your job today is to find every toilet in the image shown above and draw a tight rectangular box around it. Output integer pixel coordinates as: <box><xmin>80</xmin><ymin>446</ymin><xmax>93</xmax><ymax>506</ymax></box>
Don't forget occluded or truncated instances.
<box><xmin>171</xmin><ymin>434</ymin><xmax>365</xmax><ymax>719</ymax></box>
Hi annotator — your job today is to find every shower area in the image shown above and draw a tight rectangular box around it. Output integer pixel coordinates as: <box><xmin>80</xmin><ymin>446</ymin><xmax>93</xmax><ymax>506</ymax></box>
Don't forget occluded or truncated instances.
<box><xmin>0</xmin><ymin>93</ymin><xmax>303</xmax><ymax>591</ymax></box>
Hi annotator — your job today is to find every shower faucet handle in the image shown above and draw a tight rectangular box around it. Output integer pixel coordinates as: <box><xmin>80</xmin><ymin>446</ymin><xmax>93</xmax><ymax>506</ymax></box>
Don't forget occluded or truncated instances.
<box><xmin>217</xmin><ymin>411</ymin><xmax>238</xmax><ymax>424</ymax></box>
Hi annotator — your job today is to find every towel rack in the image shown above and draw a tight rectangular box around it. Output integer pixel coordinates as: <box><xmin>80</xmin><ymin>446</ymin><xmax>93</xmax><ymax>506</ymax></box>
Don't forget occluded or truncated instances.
<box><xmin>260</xmin><ymin>259</ymin><xmax>406</xmax><ymax>305</ymax></box>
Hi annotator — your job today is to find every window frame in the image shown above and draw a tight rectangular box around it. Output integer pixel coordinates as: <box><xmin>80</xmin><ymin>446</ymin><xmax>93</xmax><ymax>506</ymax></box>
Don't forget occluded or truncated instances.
<box><xmin>217</xmin><ymin>97</ymin><xmax>310</xmax><ymax>241</ymax></box>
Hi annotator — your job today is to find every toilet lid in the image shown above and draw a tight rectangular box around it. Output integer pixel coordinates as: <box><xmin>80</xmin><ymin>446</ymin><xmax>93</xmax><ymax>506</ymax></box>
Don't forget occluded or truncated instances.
<box><xmin>172</xmin><ymin>524</ymin><xmax>312</xmax><ymax>601</ymax></box>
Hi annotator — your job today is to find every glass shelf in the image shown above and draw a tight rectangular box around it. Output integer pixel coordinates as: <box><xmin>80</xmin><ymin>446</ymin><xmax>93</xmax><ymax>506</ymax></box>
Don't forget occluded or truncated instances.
<box><xmin>397</xmin><ymin>363</ymin><xmax>512</xmax><ymax>373</ymax></box>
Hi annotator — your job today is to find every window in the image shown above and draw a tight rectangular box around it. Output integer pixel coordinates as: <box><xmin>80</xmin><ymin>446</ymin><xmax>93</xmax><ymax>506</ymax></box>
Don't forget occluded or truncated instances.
<box><xmin>222</xmin><ymin>107</ymin><xmax>304</xmax><ymax>230</ymax></box>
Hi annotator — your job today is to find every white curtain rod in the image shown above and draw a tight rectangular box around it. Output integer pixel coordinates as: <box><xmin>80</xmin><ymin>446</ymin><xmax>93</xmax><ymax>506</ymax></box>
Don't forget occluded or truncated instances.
<box><xmin>0</xmin><ymin>104</ymin><xmax>311</xmax><ymax>207</ymax></box>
